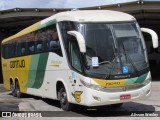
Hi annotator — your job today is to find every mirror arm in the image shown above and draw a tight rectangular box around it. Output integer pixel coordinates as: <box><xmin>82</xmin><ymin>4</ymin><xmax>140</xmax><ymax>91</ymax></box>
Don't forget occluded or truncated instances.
<box><xmin>141</xmin><ymin>28</ymin><xmax>158</xmax><ymax>48</ymax></box>
<box><xmin>67</xmin><ymin>31</ymin><xmax>86</xmax><ymax>53</ymax></box>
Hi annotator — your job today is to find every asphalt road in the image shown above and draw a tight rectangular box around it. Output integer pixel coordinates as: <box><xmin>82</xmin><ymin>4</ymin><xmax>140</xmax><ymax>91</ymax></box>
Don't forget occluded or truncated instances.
<box><xmin>0</xmin><ymin>82</ymin><xmax>160</xmax><ymax>119</ymax></box>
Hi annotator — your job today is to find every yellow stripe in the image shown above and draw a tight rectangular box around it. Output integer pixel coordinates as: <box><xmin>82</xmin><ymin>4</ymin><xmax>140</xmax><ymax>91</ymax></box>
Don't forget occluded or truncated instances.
<box><xmin>92</xmin><ymin>78</ymin><xmax>127</xmax><ymax>88</ymax></box>
<box><xmin>50</xmin><ymin>64</ymin><xmax>60</xmax><ymax>67</ymax></box>
<box><xmin>2</xmin><ymin>22</ymin><xmax>41</xmax><ymax>43</ymax></box>
<box><xmin>2</xmin><ymin>56</ymin><xmax>32</xmax><ymax>92</ymax></box>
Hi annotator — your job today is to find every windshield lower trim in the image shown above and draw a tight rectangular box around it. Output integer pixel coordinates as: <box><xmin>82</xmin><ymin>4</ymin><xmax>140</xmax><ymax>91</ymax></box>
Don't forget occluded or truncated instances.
<box><xmin>85</xmin><ymin>67</ymin><xmax>149</xmax><ymax>80</ymax></box>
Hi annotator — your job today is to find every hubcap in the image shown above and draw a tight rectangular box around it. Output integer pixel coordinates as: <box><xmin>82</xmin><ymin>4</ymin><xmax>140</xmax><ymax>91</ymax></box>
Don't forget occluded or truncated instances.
<box><xmin>16</xmin><ymin>83</ymin><xmax>20</xmax><ymax>97</ymax></box>
<box><xmin>61</xmin><ymin>91</ymin><xmax>67</xmax><ymax>105</ymax></box>
<box><xmin>11</xmin><ymin>84</ymin><xmax>14</xmax><ymax>91</ymax></box>
<box><xmin>17</xmin><ymin>88</ymin><xmax>20</xmax><ymax>95</ymax></box>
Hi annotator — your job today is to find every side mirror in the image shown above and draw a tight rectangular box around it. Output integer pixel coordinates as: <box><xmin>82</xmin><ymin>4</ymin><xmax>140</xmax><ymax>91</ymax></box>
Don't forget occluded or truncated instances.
<box><xmin>67</xmin><ymin>31</ymin><xmax>86</xmax><ymax>53</ymax></box>
<box><xmin>141</xmin><ymin>28</ymin><xmax>159</xmax><ymax>48</ymax></box>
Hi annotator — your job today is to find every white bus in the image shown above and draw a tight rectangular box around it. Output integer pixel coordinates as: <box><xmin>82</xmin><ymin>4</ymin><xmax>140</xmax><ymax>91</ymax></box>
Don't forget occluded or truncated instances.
<box><xmin>1</xmin><ymin>10</ymin><xmax>158</xmax><ymax>111</ymax></box>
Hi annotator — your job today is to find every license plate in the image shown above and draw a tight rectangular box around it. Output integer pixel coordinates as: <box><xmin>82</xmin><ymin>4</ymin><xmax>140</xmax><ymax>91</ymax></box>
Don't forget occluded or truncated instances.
<box><xmin>120</xmin><ymin>94</ymin><xmax>131</xmax><ymax>100</ymax></box>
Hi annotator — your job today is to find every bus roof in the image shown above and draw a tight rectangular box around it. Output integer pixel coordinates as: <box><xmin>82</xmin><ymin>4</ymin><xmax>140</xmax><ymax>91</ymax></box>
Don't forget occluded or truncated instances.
<box><xmin>2</xmin><ymin>10</ymin><xmax>135</xmax><ymax>44</ymax></box>
<box><xmin>55</xmin><ymin>10</ymin><xmax>135</xmax><ymax>22</ymax></box>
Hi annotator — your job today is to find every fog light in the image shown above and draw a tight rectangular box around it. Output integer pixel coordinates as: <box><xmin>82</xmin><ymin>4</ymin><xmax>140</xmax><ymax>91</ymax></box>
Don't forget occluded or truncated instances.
<box><xmin>92</xmin><ymin>96</ymin><xmax>101</xmax><ymax>101</ymax></box>
<box><xmin>146</xmin><ymin>89</ymin><xmax>151</xmax><ymax>95</ymax></box>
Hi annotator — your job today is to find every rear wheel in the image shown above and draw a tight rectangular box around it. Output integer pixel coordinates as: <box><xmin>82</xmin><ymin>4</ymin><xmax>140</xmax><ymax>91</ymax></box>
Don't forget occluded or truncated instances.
<box><xmin>15</xmin><ymin>81</ymin><xmax>22</xmax><ymax>98</ymax></box>
<box><xmin>59</xmin><ymin>86</ymin><xmax>72</xmax><ymax>111</ymax></box>
<box><xmin>10</xmin><ymin>82</ymin><xmax>16</xmax><ymax>97</ymax></box>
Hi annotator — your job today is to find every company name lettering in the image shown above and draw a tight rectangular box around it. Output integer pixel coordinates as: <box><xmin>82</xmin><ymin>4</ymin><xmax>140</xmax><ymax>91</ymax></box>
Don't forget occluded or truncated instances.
<box><xmin>106</xmin><ymin>82</ymin><xmax>120</xmax><ymax>86</ymax></box>
<box><xmin>114</xmin><ymin>75</ymin><xmax>131</xmax><ymax>79</ymax></box>
<box><xmin>10</xmin><ymin>60</ymin><xmax>25</xmax><ymax>68</ymax></box>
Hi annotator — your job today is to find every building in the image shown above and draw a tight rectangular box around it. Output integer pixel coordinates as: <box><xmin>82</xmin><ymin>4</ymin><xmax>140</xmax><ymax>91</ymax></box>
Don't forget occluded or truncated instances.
<box><xmin>0</xmin><ymin>0</ymin><xmax>160</xmax><ymax>83</ymax></box>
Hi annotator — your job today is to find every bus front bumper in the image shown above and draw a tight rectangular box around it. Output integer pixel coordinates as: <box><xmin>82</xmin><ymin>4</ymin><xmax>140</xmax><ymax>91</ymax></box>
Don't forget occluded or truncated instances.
<box><xmin>81</xmin><ymin>82</ymin><xmax>151</xmax><ymax>106</ymax></box>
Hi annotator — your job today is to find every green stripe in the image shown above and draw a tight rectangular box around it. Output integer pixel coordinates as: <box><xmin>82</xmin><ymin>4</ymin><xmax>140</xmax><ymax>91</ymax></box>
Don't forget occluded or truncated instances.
<box><xmin>32</xmin><ymin>53</ymin><xmax>49</xmax><ymax>89</ymax></box>
<box><xmin>124</xmin><ymin>77</ymin><xmax>138</xmax><ymax>85</ymax></box>
<box><xmin>124</xmin><ymin>72</ymin><xmax>148</xmax><ymax>85</ymax></box>
<box><xmin>26</xmin><ymin>54</ymin><xmax>40</xmax><ymax>88</ymax></box>
<box><xmin>38</xmin><ymin>19</ymin><xmax>56</xmax><ymax>30</ymax></box>
<box><xmin>135</xmin><ymin>73</ymin><xmax>148</xmax><ymax>83</ymax></box>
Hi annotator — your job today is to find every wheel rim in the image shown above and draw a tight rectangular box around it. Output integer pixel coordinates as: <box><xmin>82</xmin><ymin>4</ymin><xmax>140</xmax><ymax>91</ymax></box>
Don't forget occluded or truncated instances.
<box><xmin>10</xmin><ymin>83</ymin><xmax>14</xmax><ymax>92</ymax></box>
<box><xmin>61</xmin><ymin>89</ymin><xmax>67</xmax><ymax>106</ymax></box>
<box><xmin>16</xmin><ymin>87</ymin><xmax>20</xmax><ymax>96</ymax></box>
<box><xmin>16</xmin><ymin>83</ymin><xmax>20</xmax><ymax>97</ymax></box>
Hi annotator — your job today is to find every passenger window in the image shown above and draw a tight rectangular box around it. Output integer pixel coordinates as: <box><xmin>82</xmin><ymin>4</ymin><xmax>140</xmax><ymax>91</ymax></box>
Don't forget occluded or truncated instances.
<box><xmin>28</xmin><ymin>42</ymin><xmax>35</xmax><ymax>54</ymax></box>
<box><xmin>42</xmin><ymin>40</ymin><xmax>48</xmax><ymax>52</ymax></box>
<box><xmin>21</xmin><ymin>42</ymin><xmax>26</xmax><ymax>56</ymax></box>
<box><xmin>49</xmin><ymin>40</ymin><xmax>59</xmax><ymax>50</ymax></box>
<box><xmin>8</xmin><ymin>44</ymin><xmax>12</xmax><ymax>58</ymax></box>
<box><xmin>36</xmin><ymin>41</ymin><xmax>42</xmax><ymax>53</ymax></box>
<box><xmin>1</xmin><ymin>45</ymin><xmax>5</xmax><ymax>58</ymax></box>
<box><xmin>2</xmin><ymin>24</ymin><xmax>63</xmax><ymax>58</ymax></box>
<box><xmin>46</xmin><ymin>25</ymin><xmax>62</xmax><ymax>56</ymax></box>
<box><xmin>21</xmin><ymin>48</ymin><xmax>25</xmax><ymax>55</ymax></box>
<box><xmin>70</xmin><ymin>41</ymin><xmax>82</xmax><ymax>72</ymax></box>
<box><xmin>36</xmin><ymin>43</ymin><xmax>42</xmax><ymax>52</ymax></box>
<box><xmin>11</xmin><ymin>43</ymin><xmax>16</xmax><ymax>57</ymax></box>
<box><xmin>16</xmin><ymin>43</ymin><xmax>21</xmax><ymax>57</ymax></box>
<box><xmin>2</xmin><ymin>44</ymin><xmax>8</xmax><ymax>58</ymax></box>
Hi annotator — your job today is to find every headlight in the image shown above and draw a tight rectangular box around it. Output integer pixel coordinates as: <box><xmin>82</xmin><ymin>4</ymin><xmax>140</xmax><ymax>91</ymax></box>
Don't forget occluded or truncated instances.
<box><xmin>142</xmin><ymin>76</ymin><xmax>151</xmax><ymax>86</ymax></box>
<box><xmin>80</xmin><ymin>79</ymin><xmax>104</xmax><ymax>91</ymax></box>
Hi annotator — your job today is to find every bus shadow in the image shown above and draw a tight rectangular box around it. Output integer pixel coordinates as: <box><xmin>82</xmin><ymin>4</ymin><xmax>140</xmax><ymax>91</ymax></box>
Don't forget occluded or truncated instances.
<box><xmin>17</xmin><ymin>93</ymin><xmax>61</xmax><ymax>109</ymax></box>
<box><xmin>70</xmin><ymin>102</ymin><xmax>155</xmax><ymax>117</ymax></box>
<box><xmin>39</xmin><ymin>96</ymin><xmax>156</xmax><ymax>117</ymax></box>
<box><xmin>6</xmin><ymin>93</ymin><xmax>155</xmax><ymax>117</ymax></box>
<box><xmin>42</xmin><ymin>98</ymin><xmax>61</xmax><ymax>108</ymax></box>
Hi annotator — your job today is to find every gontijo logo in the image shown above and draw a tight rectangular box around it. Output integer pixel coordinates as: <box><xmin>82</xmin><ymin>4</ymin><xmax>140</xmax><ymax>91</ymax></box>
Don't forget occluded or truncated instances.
<box><xmin>10</xmin><ymin>59</ymin><xmax>25</xmax><ymax>68</ymax></box>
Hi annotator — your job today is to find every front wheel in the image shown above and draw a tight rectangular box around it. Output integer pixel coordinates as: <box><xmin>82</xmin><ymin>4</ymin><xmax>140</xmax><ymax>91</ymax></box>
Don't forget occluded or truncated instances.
<box><xmin>59</xmin><ymin>86</ymin><xmax>72</xmax><ymax>111</ymax></box>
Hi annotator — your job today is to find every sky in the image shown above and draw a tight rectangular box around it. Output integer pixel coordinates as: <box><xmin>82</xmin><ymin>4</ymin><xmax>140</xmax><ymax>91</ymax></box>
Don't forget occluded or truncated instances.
<box><xmin>0</xmin><ymin>0</ymin><xmax>136</xmax><ymax>10</ymax></box>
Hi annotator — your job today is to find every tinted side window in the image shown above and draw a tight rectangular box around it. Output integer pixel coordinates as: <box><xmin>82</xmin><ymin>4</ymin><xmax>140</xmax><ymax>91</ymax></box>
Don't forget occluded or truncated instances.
<box><xmin>5</xmin><ymin>44</ymin><xmax>9</xmax><ymax>58</ymax></box>
<box><xmin>1</xmin><ymin>44</ymin><xmax>7</xmax><ymax>58</ymax></box>
<box><xmin>70</xmin><ymin>41</ymin><xmax>82</xmax><ymax>72</ymax></box>
<box><xmin>8</xmin><ymin>43</ymin><xmax>16</xmax><ymax>58</ymax></box>
<box><xmin>31</xmin><ymin>24</ymin><xmax>63</xmax><ymax>56</ymax></box>
<box><xmin>2</xmin><ymin>24</ymin><xmax>63</xmax><ymax>58</ymax></box>
<box><xmin>46</xmin><ymin>25</ymin><xmax>62</xmax><ymax>56</ymax></box>
<box><xmin>16</xmin><ymin>42</ymin><xmax>21</xmax><ymax>57</ymax></box>
<box><xmin>28</xmin><ymin>41</ymin><xmax>35</xmax><ymax>54</ymax></box>
<box><xmin>59</xmin><ymin>22</ymin><xmax>77</xmax><ymax>60</ymax></box>
<box><xmin>21</xmin><ymin>42</ymin><xmax>26</xmax><ymax>56</ymax></box>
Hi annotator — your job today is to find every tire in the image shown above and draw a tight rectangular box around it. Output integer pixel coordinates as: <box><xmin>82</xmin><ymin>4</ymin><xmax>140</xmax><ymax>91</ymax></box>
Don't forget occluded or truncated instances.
<box><xmin>59</xmin><ymin>86</ymin><xmax>72</xmax><ymax>111</ymax></box>
<box><xmin>15</xmin><ymin>81</ymin><xmax>22</xmax><ymax>98</ymax></box>
<box><xmin>111</xmin><ymin>103</ymin><xmax>123</xmax><ymax>108</ymax></box>
<box><xmin>10</xmin><ymin>82</ymin><xmax>16</xmax><ymax>97</ymax></box>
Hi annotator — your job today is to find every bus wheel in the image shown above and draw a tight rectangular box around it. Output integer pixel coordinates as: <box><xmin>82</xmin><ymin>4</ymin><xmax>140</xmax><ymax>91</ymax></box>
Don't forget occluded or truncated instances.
<box><xmin>111</xmin><ymin>103</ymin><xmax>123</xmax><ymax>108</ymax></box>
<box><xmin>10</xmin><ymin>82</ymin><xmax>16</xmax><ymax>97</ymax></box>
<box><xmin>59</xmin><ymin>86</ymin><xmax>72</xmax><ymax>111</ymax></box>
<box><xmin>15</xmin><ymin>81</ymin><xmax>22</xmax><ymax>98</ymax></box>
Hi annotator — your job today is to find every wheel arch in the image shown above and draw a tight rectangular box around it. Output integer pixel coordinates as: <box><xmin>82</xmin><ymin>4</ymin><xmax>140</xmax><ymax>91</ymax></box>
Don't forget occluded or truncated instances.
<box><xmin>14</xmin><ymin>78</ymin><xmax>18</xmax><ymax>83</ymax></box>
<box><xmin>14</xmin><ymin>77</ymin><xmax>21</xmax><ymax>91</ymax></box>
<box><xmin>10</xmin><ymin>77</ymin><xmax>14</xmax><ymax>84</ymax></box>
<box><xmin>56</xmin><ymin>80</ymin><xmax>72</xmax><ymax>102</ymax></box>
<box><xmin>9</xmin><ymin>77</ymin><xmax>14</xmax><ymax>90</ymax></box>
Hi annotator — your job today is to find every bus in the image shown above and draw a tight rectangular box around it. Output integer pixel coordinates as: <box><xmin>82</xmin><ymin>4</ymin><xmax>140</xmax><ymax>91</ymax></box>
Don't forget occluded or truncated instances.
<box><xmin>1</xmin><ymin>10</ymin><xmax>158</xmax><ymax>111</ymax></box>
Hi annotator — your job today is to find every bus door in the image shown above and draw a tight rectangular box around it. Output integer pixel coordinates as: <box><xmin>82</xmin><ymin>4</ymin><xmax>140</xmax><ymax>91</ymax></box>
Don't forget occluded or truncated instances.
<box><xmin>69</xmin><ymin>40</ymin><xmax>84</xmax><ymax>103</ymax></box>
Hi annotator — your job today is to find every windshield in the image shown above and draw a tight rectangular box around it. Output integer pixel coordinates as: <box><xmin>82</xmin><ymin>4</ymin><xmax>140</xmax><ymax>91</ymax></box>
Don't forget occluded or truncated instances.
<box><xmin>78</xmin><ymin>22</ymin><xmax>149</xmax><ymax>79</ymax></box>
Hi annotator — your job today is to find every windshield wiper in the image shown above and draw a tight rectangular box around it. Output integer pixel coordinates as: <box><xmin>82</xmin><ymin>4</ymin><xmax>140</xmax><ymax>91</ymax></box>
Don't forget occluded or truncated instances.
<box><xmin>99</xmin><ymin>61</ymin><xmax>112</xmax><ymax>65</ymax></box>
<box><xmin>121</xmin><ymin>41</ymin><xmax>139</xmax><ymax>76</ymax></box>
